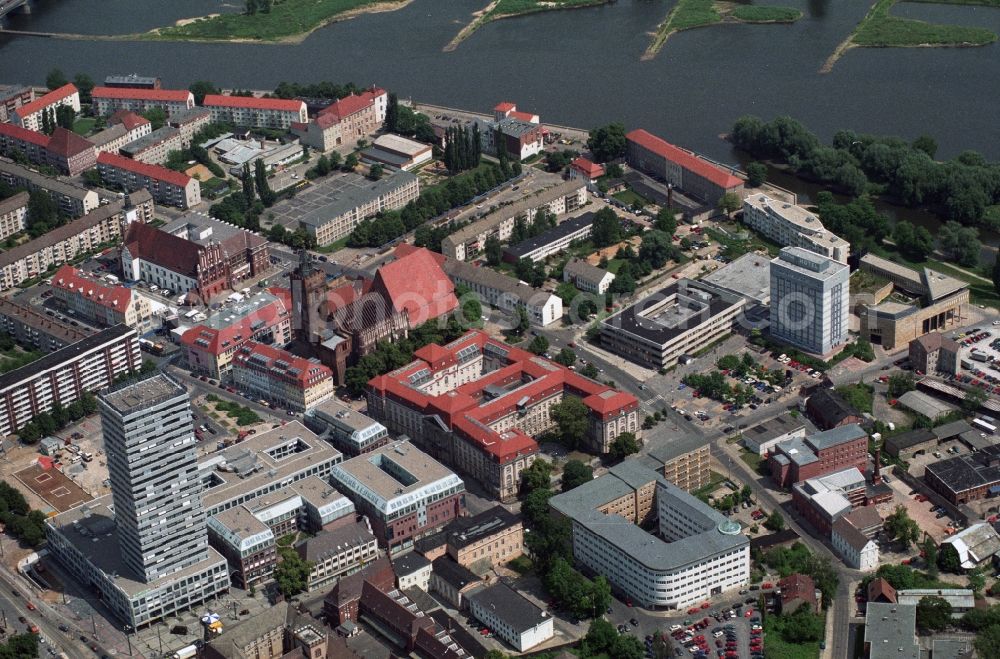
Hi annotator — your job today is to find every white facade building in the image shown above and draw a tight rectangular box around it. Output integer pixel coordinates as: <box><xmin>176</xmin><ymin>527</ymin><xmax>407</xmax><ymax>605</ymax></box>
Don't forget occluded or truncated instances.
<box><xmin>443</xmin><ymin>258</ymin><xmax>564</xmax><ymax>327</ymax></box>
<box><xmin>202</xmin><ymin>95</ymin><xmax>307</xmax><ymax>129</ymax></box>
<box><xmin>770</xmin><ymin>247</ymin><xmax>850</xmax><ymax>356</ymax></box>
<box><xmin>744</xmin><ymin>194</ymin><xmax>850</xmax><ymax>263</ymax></box>
<box><xmin>394</xmin><ymin>552</ymin><xmax>432</xmax><ymax>592</ymax></box>
<box><xmin>832</xmin><ymin>516</ymin><xmax>879</xmax><ymax>571</ymax></box>
<box><xmin>563</xmin><ymin>258</ymin><xmax>615</xmax><ymax>295</ymax></box>
<box><xmin>467</xmin><ymin>583</ymin><xmax>554</xmax><ymax>652</ymax></box>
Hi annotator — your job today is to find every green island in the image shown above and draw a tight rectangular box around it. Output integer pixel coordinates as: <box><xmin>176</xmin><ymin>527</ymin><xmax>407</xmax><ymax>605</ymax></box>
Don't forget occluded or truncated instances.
<box><xmin>144</xmin><ymin>0</ymin><xmax>410</xmax><ymax>43</ymax></box>
<box><xmin>445</xmin><ymin>0</ymin><xmax>609</xmax><ymax>51</ymax></box>
<box><xmin>643</xmin><ymin>0</ymin><xmax>802</xmax><ymax>60</ymax></box>
<box><xmin>823</xmin><ymin>0</ymin><xmax>998</xmax><ymax>72</ymax></box>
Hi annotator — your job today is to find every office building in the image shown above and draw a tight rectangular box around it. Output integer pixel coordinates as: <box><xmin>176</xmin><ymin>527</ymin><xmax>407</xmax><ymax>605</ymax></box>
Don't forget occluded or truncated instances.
<box><xmin>442</xmin><ymin>256</ymin><xmax>564</xmax><ymax>327</ymax></box>
<box><xmin>702</xmin><ymin>252</ymin><xmax>773</xmax><ymax>305</ymax></box>
<box><xmin>743</xmin><ymin>193</ymin><xmax>849</xmax><ymax>263</ymax></box>
<box><xmin>502</xmin><ymin>211</ymin><xmax>598</xmax><ymax>263</ymax></box>
<box><xmin>119</xmin><ymin>125</ymin><xmax>183</xmax><ymax>165</ymax></box>
<box><xmin>442</xmin><ymin>180</ymin><xmax>586</xmax><ymax>261</ymax></box>
<box><xmin>162</xmin><ymin>212</ymin><xmax>271</xmax><ymax>285</ymax></box>
<box><xmin>51</xmin><ymin>264</ymin><xmax>154</xmax><ymax>332</ymax></box>
<box><xmin>769</xmin><ymin>247</ymin><xmax>849</xmax><ymax>356</ymax></box>
<box><xmin>291</xmin><ymin>87</ymin><xmax>387</xmax><ymax>152</ymax></box>
<box><xmin>626</xmin><ymin>129</ymin><xmax>744</xmax><ymax>208</ymax></box>
<box><xmin>97</xmin><ymin>151</ymin><xmax>201</xmax><ymax>208</ymax></box>
<box><xmin>330</xmin><ymin>440</ymin><xmax>466</xmax><ymax>555</ymax></box>
<box><xmin>91</xmin><ymin>87</ymin><xmax>195</xmax><ymax>117</ymax></box>
<box><xmin>303</xmin><ymin>398</ymin><xmax>391</xmax><ymax>456</ymax></box>
<box><xmin>11</xmin><ymin>83</ymin><xmax>80</xmax><ymax>133</ymax></box>
<box><xmin>467</xmin><ymin>583</ymin><xmax>554</xmax><ymax>652</ymax></box>
<box><xmin>296</xmin><ymin>518</ymin><xmax>380</xmax><ymax>591</ymax></box>
<box><xmin>46</xmin><ymin>374</ymin><xmax>229</xmax><ymax>626</ymax></box>
<box><xmin>599</xmin><ymin>279</ymin><xmax>746</xmax><ymax>369</ymax></box>
<box><xmin>231</xmin><ymin>341</ymin><xmax>334</xmax><ymax>412</ymax></box>
<box><xmin>768</xmin><ymin>424</ymin><xmax>869</xmax><ymax>488</ymax></box>
<box><xmin>0</xmin><ymin>157</ymin><xmax>100</xmax><ymax>217</ymax></box>
<box><xmin>202</xmin><ymin>94</ymin><xmax>307</xmax><ymax>129</ymax></box>
<box><xmin>550</xmin><ymin>461</ymin><xmax>750</xmax><ymax>610</ymax></box>
<box><xmin>445</xmin><ymin>506</ymin><xmax>523</xmax><ymax>569</ymax></box>
<box><xmin>360</xmin><ymin>133</ymin><xmax>433</xmax><ymax>171</ymax></box>
<box><xmin>741</xmin><ymin>414</ymin><xmax>806</xmax><ymax>456</ymax></box>
<box><xmin>0</xmin><ymin>193</ymin><xmax>153</xmax><ymax>292</ymax></box>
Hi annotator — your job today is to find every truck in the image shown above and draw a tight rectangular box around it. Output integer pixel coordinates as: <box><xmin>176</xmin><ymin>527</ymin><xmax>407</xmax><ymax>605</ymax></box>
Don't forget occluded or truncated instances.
<box><xmin>973</xmin><ymin>418</ymin><xmax>997</xmax><ymax>435</ymax></box>
<box><xmin>172</xmin><ymin>645</ymin><xmax>198</xmax><ymax>659</ymax></box>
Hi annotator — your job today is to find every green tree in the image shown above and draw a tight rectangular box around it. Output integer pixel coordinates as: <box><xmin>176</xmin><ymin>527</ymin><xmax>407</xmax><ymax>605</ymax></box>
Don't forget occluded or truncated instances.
<box><xmin>550</xmin><ymin>396</ymin><xmax>589</xmax><ymax>450</ymax></box>
<box><xmin>343</xmin><ymin>153</ymin><xmax>358</xmax><ymax>171</ymax></box>
<box><xmin>969</xmin><ymin>566</ymin><xmax>987</xmax><ymax>595</ymax></box>
<box><xmin>26</xmin><ymin>189</ymin><xmax>60</xmax><ymax>236</ymax></box>
<box><xmin>893</xmin><ymin>221</ymin><xmax>934</xmax><ymax>261</ymax></box>
<box><xmin>73</xmin><ymin>73</ymin><xmax>94</xmax><ymax>103</ymax></box>
<box><xmin>885</xmin><ymin>505</ymin><xmax>921</xmax><ymax>548</ymax></box>
<box><xmin>584</xmin><ymin>617</ymin><xmax>618</xmax><ymax>655</ymax></box>
<box><xmin>651</xmin><ymin>632</ymin><xmax>675</xmax><ymax>659</ymax></box>
<box><xmin>916</xmin><ymin>596</ymin><xmax>953</xmax><ymax>632</ymax></box>
<box><xmin>528</xmin><ymin>335</ymin><xmax>549</xmax><ymax>355</ymax></box>
<box><xmin>938</xmin><ymin>221</ymin><xmax>980</xmax><ymax>267</ymax></box>
<box><xmin>554</xmin><ymin>348</ymin><xmax>576</xmax><ymax>367</ymax></box>
<box><xmin>254</xmin><ymin>159</ymin><xmax>275</xmax><ymax>207</ymax></box>
<box><xmin>561</xmin><ymin>459</ymin><xmax>593</xmax><ymax>492</ymax></box>
<box><xmin>609</xmin><ymin>635</ymin><xmax>645</xmax><ymax>659</ymax></box>
<box><xmin>746</xmin><ymin>162</ymin><xmax>768</xmax><ymax>187</ymax></box>
<box><xmin>654</xmin><ymin>207</ymin><xmax>677</xmax><ymax>236</ymax></box>
<box><xmin>591</xmin><ymin>207</ymin><xmax>622</xmax><ymax>247</ymax></box>
<box><xmin>514</xmin><ymin>306</ymin><xmax>530</xmax><ymax>336</ymax></box>
<box><xmin>241</xmin><ymin>162</ymin><xmax>256</xmax><ymax>208</ymax></box>
<box><xmin>922</xmin><ymin>536</ymin><xmax>939</xmax><ymax>578</ymax></box>
<box><xmin>912</xmin><ymin>135</ymin><xmax>938</xmax><ymax>159</ymax></box>
<box><xmin>975</xmin><ymin>625</ymin><xmax>1000</xmax><ymax>659</ymax></box>
<box><xmin>609</xmin><ymin>432</ymin><xmax>639</xmax><ymax>460</ymax></box>
<box><xmin>484</xmin><ymin>236</ymin><xmax>502</xmax><ymax>266</ymax></box>
<box><xmin>385</xmin><ymin>92</ymin><xmax>399</xmax><ymax>132</ymax></box>
<box><xmin>369</xmin><ymin>163</ymin><xmax>384</xmax><ymax>180</ymax></box>
<box><xmin>521</xmin><ymin>459</ymin><xmax>553</xmax><ymax>494</ymax></box>
<box><xmin>140</xmin><ymin>107</ymin><xmax>167</xmax><ymax>130</ymax></box>
<box><xmin>963</xmin><ymin>386</ymin><xmax>988</xmax><ymax>413</ymax></box>
<box><xmin>639</xmin><ymin>230</ymin><xmax>677</xmax><ymax>269</ymax></box>
<box><xmin>991</xmin><ymin>256</ymin><xmax>1000</xmax><ymax>298</ymax></box>
<box><xmin>582</xmin><ymin>363</ymin><xmax>600</xmax><ymax>379</ymax></box>
<box><xmin>274</xmin><ymin>546</ymin><xmax>312</xmax><ymax>597</ymax></box>
<box><xmin>484</xmin><ymin>651</ymin><xmax>509</xmax><ymax>659</ymax></box>
<box><xmin>46</xmin><ymin>68</ymin><xmax>68</xmax><ymax>90</ymax></box>
<box><xmin>521</xmin><ymin>487</ymin><xmax>554</xmax><ymax>527</ymax></box>
<box><xmin>938</xmin><ymin>543</ymin><xmax>963</xmax><ymax>573</ymax></box>
<box><xmin>586</xmin><ymin>123</ymin><xmax>627</xmax><ymax>163</ymax></box>
<box><xmin>188</xmin><ymin>81</ymin><xmax>219</xmax><ymax>105</ymax></box>
<box><xmin>718</xmin><ymin>192</ymin><xmax>741</xmax><ymax>218</ymax></box>
<box><xmin>55</xmin><ymin>105</ymin><xmax>75</xmax><ymax>129</ymax></box>
<box><xmin>764</xmin><ymin>510</ymin><xmax>785</xmax><ymax>532</ymax></box>
<box><xmin>888</xmin><ymin>372</ymin><xmax>917</xmax><ymax>398</ymax></box>
<box><xmin>80</xmin><ymin>391</ymin><xmax>98</xmax><ymax>415</ymax></box>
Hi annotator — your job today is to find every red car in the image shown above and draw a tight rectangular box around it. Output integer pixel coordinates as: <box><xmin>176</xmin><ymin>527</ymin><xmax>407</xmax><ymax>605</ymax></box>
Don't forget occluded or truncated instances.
<box><xmin>762</xmin><ymin>582</ymin><xmax>773</xmax><ymax>589</ymax></box>
<box><xmin>701</xmin><ymin>602</ymin><xmax>711</xmax><ymax>610</ymax></box>
<box><xmin>688</xmin><ymin>607</ymin><xmax>701</xmax><ymax>615</ymax></box>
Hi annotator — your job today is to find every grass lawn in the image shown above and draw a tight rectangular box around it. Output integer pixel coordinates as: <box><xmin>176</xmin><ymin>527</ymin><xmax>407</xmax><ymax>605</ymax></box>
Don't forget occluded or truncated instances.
<box><xmin>316</xmin><ymin>235</ymin><xmax>350</xmax><ymax>254</ymax></box>
<box><xmin>613</xmin><ymin>189</ymin><xmax>649</xmax><ymax>209</ymax></box>
<box><xmin>853</xmin><ymin>0</ymin><xmax>996</xmax><ymax>46</ymax></box>
<box><xmin>740</xmin><ymin>450</ymin><xmax>763</xmax><ymax>472</ymax></box>
<box><xmin>149</xmin><ymin>0</ymin><xmax>406</xmax><ymax>42</ymax></box>
<box><xmin>732</xmin><ymin>5</ymin><xmax>802</xmax><ymax>21</ymax></box>
<box><xmin>72</xmin><ymin>117</ymin><xmax>96</xmax><ymax>135</ymax></box>
<box><xmin>762</xmin><ymin>628</ymin><xmax>822</xmax><ymax>659</ymax></box>
<box><xmin>491</xmin><ymin>0</ymin><xmax>606</xmax><ymax>17</ymax></box>
<box><xmin>606</xmin><ymin>258</ymin><xmax>625</xmax><ymax>274</ymax></box>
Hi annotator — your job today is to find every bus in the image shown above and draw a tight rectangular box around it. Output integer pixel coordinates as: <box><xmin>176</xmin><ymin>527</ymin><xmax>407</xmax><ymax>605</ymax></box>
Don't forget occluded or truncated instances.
<box><xmin>973</xmin><ymin>418</ymin><xmax>997</xmax><ymax>435</ymax></box>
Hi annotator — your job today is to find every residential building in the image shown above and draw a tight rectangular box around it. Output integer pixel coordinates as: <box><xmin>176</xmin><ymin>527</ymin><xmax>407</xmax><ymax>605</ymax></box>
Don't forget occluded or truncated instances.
<box><xmin>743</xmin><ymin>194</ymin><xmax>849</xmax><ymax>263</ymax></box>
<box><xmin>179</xmin><ymin>290</ymin><xmax>292</xmax><ymax>379</ymax></box>
<box><xmin>0</xmin><ymin>324</ymin><xmax>140</xmax><ymax>435</ymax></box>
<box><xmin>11</xmin><ymin>83</ymin><xmax>80</xmax><ymax>132</ymax></box>
<box><xmin>0</xmin><ymin>192</ymin><xmax>153</xmax><ymax>292</ymax></box>
<box><xmin>367</xmin><ymin>330</ymin><xmax>638</xmax><ymax>501</ymax></box>
<box><xmin>393</xmin><ymin>552</ymin><xmax>432</xmax><ymax>592</ymax></box>
<box><xmin>832</xmin><ymin>514</ymin><xmax>879</xmax><ymax>571</ymax></box>
<box><xmin>924</xmin><ymin>444</ymin><xmax>1000</xmax><ymax>504</ymax></box>
<box><xmin>97</xmin><ymin>151</ymin><xmax>200</xmax><ymax>208</ymax></box>
<box><xmin>446</xmin><ymin>506</ymin><xmax>523</xmax><ymax>569</ymax></box>
<box><xmin>0</xmin><ymin>191</ymin><xmax>28</xmax><ymax>241</ymax></box>
<box><xmin>0</xmin><ymin>84</ymin><xmax>34</xmax><ymax>123</ymax></box>
<box><xmin>777</xmin><ymin>574</ymin><xmax>819</xmax><ymax>614</ymax></box>
<box><xmin>442</xmin><ymin>180</ymin><xmax>587</xmax><ymax>261</ymax></box>
<box><xmin>0</xmin><ymin>296</ymin><xmax>91</xmax><ymax>351</ymax></box>
<box><xmin>806</xmin><ymin>388</ymin><xmax>864</xmax><ymax>430</ymax></box>
<box><xmin>202</xmin><ymin>95</ymin><xmax>307</xmax><ymax>129</ymax></box>
<box><xmin>161</xmin><ymin>212</ymin><xmax>270</xmax><ymax>285</ymax></box>
<box><xmin>0</xmin><ymin>124</ymin><xmax>96</xmax><ymax>176</ymax></box>
<box><xmin>563</xmin><ymin>258</ymin><xmax>615</xmax><ymax>295</ymax></box>
<box><xmin>120</xmin><ymin>125</ymin><xmax>183</xmax><ymax>165</ymax></box>
<box><xmin>231</xmin><ymin>341</ymin><xmax>334</xmax><ymax>412</ymax></box>
<box><xmin>502</xmin><ymin>211</ymin><xmax>598</xmax><ymax>263</ymax></box>
<box><xmin>330</xmin><ymin>440</ymin><xmax>466</xmax><ymax>554</ymax></box>
<box><xmin>568</xmin><ymin>157</ymin><xmax>605</xmax><ymax>183</ymax></box>
<box><xmin>599</xmin><ymin>278</ymin><xmax>747</xmax><ymax>369</ymax></box>
<box><xmin>467</xmin><ymin>583</ymin><xmax>554</xmax><ymax>652</ymax></box>
<box><xmin>909</xmin><ymin>332</ymin><xmax>961</xmax><ymax>375</ymax></box>
<box><xmin>626</xmin><ymin>129</ymin><xmax>745</xmax><ymax>208</ymax></box>
<box><xmin>867</xmin><ymin>577</ymin><xmax>897</xmax><ymax>604</ymax></box>
<box><xmin>741</xmin><ymin>414</ymin><xmax>806</xmax><ymax>456</ymax></box>
<box><xmin>292</xmin><ymin>170</ymin><xmax>419</xmax><ymax>246</ymax></box>
<box><xmin>769</xmin><ymin>424</ymin><xmax>869</xmax><ymax>488</ymax></box>
<box><xmin>103</xmin><ymin>74</ymin><xmax>161</xmax><ymax>90</ymax></box>
<box><xmin>863</xmin><ymin>603</ymin><xmax>919</xmax><ymax>659</ymax></box>
<box><xmin>442</xmin><ymin>256</ymin><xmax>564</xmax><ymax>327</ymax></box>
<box><xmin>167</xmin><ymin>107</ymin><xmax>212</xmax><ymax>148</ymax></box>
<box><xmin>51</xmin><ymin>264</ymin><xmax>154</xmax><ymax>332</ymax></box>
<box><xmin>290</xmin><ymin>87</ymin><xmax>386</xmax><ymax>151</ymax></box>
<box><xmin>549</xmin><ymin>461</ymin><xmax>750</xmax><ymax>610</ymax></box>
<box><xmin>858</xmin><ymin>254</ymin><xmax>969</xmax><ymax>351</ymax></box>
<box><xmin>770</xmin><ymin>247</ymin><xmax>850</xmax><ymax>356</ymax></box>
<box><xmin>303</xmin><ymin>397</ymin><xmax>390</xmax><ymax>456</ymax></box>
<box><xmin>91</xmin><ymin>87</ymin><xmax>195</xmax><ymax>117</ymax></box>
<box><xmin>430</xmin><ymin>556</ymin><xmax>482</xmax><ymax>609</ymax></box>
<box><xmin>296</xmin><ymin>518</ymin><xmax>380</xmax><ymax>591</ymax></box>
<box><xmin>0</xmin><ymin>157</ymin><xmax>99</xmax><ymax>217</ymax></box>
<box><xmin>360</xmin><ymin>133</ymin><xmax>432</xmax><ymax>171</ymax></box>
<box><xmin>940</xmin><ymin>522</ymin><xmax>1000</xmax><ymax>568</ymax></box>
<box><xmin>46</xmin><ymin>374</ymin><xmax>230</xmax><ymax>626</ymax></box>
<box><xmin>88</xmin><ymin>111</ymin><xmax>152</xmax><ymax>155</ymax></box>
<box><xmin>493</xmin><ymin>102</ymin><xmax>539</xmax><ymax>124</ymax></box>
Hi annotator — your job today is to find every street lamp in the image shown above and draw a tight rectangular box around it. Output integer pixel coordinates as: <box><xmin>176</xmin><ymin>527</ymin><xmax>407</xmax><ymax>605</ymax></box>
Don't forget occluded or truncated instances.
<box><xmin>123</xmin><ymin>624</ymin><xmax>133</xmax><ymax>656</ymax></box>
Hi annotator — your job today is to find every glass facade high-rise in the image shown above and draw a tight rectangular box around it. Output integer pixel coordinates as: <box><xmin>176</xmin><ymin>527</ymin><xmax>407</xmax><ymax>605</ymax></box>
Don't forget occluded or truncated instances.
<box><xmin>99</xmin><ymin>373</ymin><xmax>209</xmax><ymax>582</ymax></box>
<box><xmin>769</xmin><ymin>247</ymin><xmax>850</xmax><ymax>356</ymax></box>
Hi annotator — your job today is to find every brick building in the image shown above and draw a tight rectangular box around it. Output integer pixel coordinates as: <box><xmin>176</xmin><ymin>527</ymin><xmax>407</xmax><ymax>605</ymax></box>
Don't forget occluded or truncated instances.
<box><xmin>323</xmin><ymin>556</ymin><xmax>395</xmax><ymax>626</ymax></box>
<box><xmin>291</xmin><ymin>87</ymin><xmax>387</xmax><ymax>152</ymax></box>
<box><xmin>909</xmin><ymin>332</ymin><xmax>961</xmax><ymax>375</ymax></box>
<box><xmin>0</xmin><ymin>124</ymin><xmax>96</xmax><ymax>175</ymax></box>
<box><xmin>120</xmin><ymin>221</ymin><xmax>228</xmax><ymax>300</ymax></box>
<box><xmin>805</xmin><ymin>388</ymin><xmax>864</xmax><ymax>430</ymax></box>
<box><xmin>768</xmin><ymin>424</ymin><xmax>869</xmax><ymax>488</ymax></box>
<box><xmin>162</xmin><ymin>213</ymin><xmax>270</xmax><ymax>285</ymax></box>
<box><xmin>924</xmin><ymin>445</ymin><xmax>1000</xmax><ymax>504</ymax></box>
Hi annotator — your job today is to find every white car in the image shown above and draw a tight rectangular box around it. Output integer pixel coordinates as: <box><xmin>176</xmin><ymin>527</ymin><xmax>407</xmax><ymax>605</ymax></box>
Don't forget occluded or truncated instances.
<box><xmin>670</xmin><ymin>624</ymin><xmax>683</xmax><ymax>632</ymax></box>
<box><xmin>993</xmin><ymin>320</ymin><xmax>1000</xmax><ymax>326</ymax></box>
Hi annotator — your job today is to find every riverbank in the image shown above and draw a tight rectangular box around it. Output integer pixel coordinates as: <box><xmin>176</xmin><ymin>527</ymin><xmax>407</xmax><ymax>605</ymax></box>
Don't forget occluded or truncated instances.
<box><xmin>143</xmin><ymin>0</ymin><xmax>412</xmax><ymax>43</ymax></box>
<box><xmin>642</xmin><ymin>0</ymin><xmax>801</xmax><ymax>60</ymax></box>
<box><xmin>445</xmin><ymin>0</ymin><xmax>609</xmax><ymax>51</ymax></box>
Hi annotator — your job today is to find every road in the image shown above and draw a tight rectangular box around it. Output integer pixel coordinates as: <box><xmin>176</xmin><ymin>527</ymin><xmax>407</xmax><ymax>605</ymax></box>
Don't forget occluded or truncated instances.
<box><xmin>0</xmin><ymin>565</ymin><xmax>92</xmax><ymax>659</ymax></box>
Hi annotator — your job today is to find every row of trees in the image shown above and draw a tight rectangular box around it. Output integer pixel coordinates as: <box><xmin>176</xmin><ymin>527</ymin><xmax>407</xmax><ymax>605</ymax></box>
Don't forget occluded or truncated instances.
<box><xmin>442</xmin><ymin>124</ymin><xmax>482</xmax><ymax>174</ymax></box>
<box><xmin>731</xmin><ymin>115</ymin><xmax>1000</xmax><ymax>227</ymax></box>
<box><xmin>18</xmin><ymin>392</ymin><xmax>98</xmax><ymax>443</ymax></box>
<box><xmin>45</xmin><ymin>68</ymin><xmax>94</xmax><ymax>104</ymax></box>
<box><xmin>39</xmin><ymin>105</ymin><xmax>75</xmax><ymax>135</ymax></box>
<box><xmin>0</xmin><ymin>481</ymin><xmax>48</xmax><ymax>547</ymax></box>
<box><xmin>0</xmin><ymin>633</ymin><xmax>37</xmax><ymax>659</ymax></box>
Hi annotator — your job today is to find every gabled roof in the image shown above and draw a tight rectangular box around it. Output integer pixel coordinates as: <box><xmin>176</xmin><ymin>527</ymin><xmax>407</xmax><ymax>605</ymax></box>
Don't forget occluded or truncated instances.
<box><xmin>371</xmin><ymin>246</ymin><xmax>458</xmax><ymax>327</ymax></box>
<box><xmin>52</xmin><ymin>264</ymin><xmax>133</xmax><ymax>311</ymax></box>
<box><xmin>179</xmin><ymin>297</ymin><xmax>290</xmax><ymax>357</ymax></box>
<box><xmin>92</xmin><ymin>87</ymin><xmax>192</xmax><ymax>102</ymax></box>
<box><xmin>109</xmin><ymin>110</ymin><xmax>151</xmax><ymax>132</ymax></box>
<box><xmin>315</xmin><ymin>88</ymin><xmax>385</xmax><ymax>125</ymax></box>
<box><xmin>569</xmin><ymin>157</ymin><xmax>604</xmax><ymax>178</ymax></box>
<box><xmin>833</xmin><ymin>515</ymin><xmax>876</xmax><ymax>553</ymax></box>
<box><xmin>14</xmin><ymin>83</ymin><xmax>77</xmax><ymax>119</ymax></box>
<box><xmin>626</xmin><ymin>128</ymin><xmax>744</xmax><ymax>189</ymax></box>
<box><xmin>202</xmin><ymin>94</ymin><xmax>305</xmax><ymax>112</ymax></box>
<box><xmin>122</xmin><ymin>221</ymin><xmax>201</xmax><ymax>278</ymax></box>
<box><xmin>778</xmin><ymin>573</ymin><xmax>817</xmax><ymax>608</ymax></box>
<box><xmin>0</xmin><ymin>122</ymin><xmax>50</xmax><ymax>148</ymax></box>
<box><xmin>46</xmin><ymin>127</ymin><xmax>94</xmax><ymax>158</ymax></box>
<box><xmin>232</xmin><ymin>341</ymin><xmax>331</xmax><ymax>387</ymax></box>
<box><xmin>494</xmin><ymin>102</ymin><xmax>516</xmax><ymax>112</ymax></box>
<box><xmin>97</xmin><ymin>151</ymin><xmax>192</xmax><ymax>188</ymax></box>
<box><xmin>867</xmin><ymin>577</ymin><xmax>897</xmax><ymax>603</ymax></box>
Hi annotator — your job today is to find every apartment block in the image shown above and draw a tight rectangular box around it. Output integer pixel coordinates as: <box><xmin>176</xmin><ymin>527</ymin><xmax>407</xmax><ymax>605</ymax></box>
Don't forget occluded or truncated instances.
<box><xmin>442</xmin><ymin>256</ymin><xmax>564</xmax><ymax>327</ymax></box>
<box><xmin>89</xmin><ymin>111</ymin><xmax>153</xmax><ymax>155</ymax></box>
<box><xmin>0</xmin><ymin>84</ymin><xmax>34</xmax><ymax>123</ymax></box>
<box><xmin>120</xmin><ymin>126</ymin><xmax>183</xmax><ymax>165</ymax></box>
<box><xmin>0</xmin><ymin>191</ymin><xmax>28</xmax><ymax>241</ymax></box>
<box><xmin>0</xmin><ymin>158</ymin><xmax>100</xmax><ymax>217</ymax></box>
<box><xmin>50</xmin><ymin>264</ymin><xmax>154</xmax><ymax>332</ymax></box>
<box><xmin>502</xmin><ymin>211</ymin><xmax>598</xmax><ymax>264</ymax></box>
<box><xmin>202</xmin><ymin>95</ymin><xmax>307</xmax><ymax>129</ymax></box>
<box><xmin>11</xmin><ymin>84</ymin><xmax>80</xmax><ymax>132</ymax></box>
<box><xmin>91</xmin><ymin>87</ymin><xmax>195</xmax><ymax>117</ymax></box>
<box><xmin>168</xmin><ymin>107</ymin><xmax>212</xmax><ymax>149</ymax></box>
<box><xmin>0</xmin><ymin>124</ymin><xmax>96</xmax><ymax>176</ymax></box>
<box><xmin>231</xmin><ymin>340</ymin><xmax>334</xmax><ymax>412</ymax></box>
<box><xmin>563</xmin><ymin>257</ymin><xmax>615</xmax><ymax>296</ymax></box>
<box><xmin>97</xmin><ymin>151</ymin><xmax>201</xmax><ymax>208</ymax></box>
<box><xmin>743</xmin><ymin>193</ymin><xmax>849</xmax><ymax>263</ymax></box>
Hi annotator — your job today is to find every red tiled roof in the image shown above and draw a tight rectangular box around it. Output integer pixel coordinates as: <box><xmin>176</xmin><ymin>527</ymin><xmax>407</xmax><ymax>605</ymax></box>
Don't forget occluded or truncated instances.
<box><xmin>372</xmin><ymin>247</ymin><xmax>458</xmax><ymax>328</ymax></box>
<box><xmin>14</xmin><ymin>83</ymin><xmax>77</xmax><ymax>119</ymax></box>
<box><xmin>92</xmin><ymin>87</ymin><xmax>193</xmax><ymax>103</ymax></box>
<box><xmin>97</xmin><ymin>151</ymin><xmax>192</xmax><ymax>188</ymax></box>
<box><xmin>180</xmin><ymin>296</ymin><xmax>290</xmax><ymax>357</ymax></box>
<box><xmin>509</xmin><ymin>110</ymin><xmax>537</xmax><ymax>123</ymax></box>
<box><xmin>570</xmin><ymin>157</ymin><xmax>604</xmax><ymax>178</ymax></box>
<box><xmin>778</xmin><ymin>574</ymin><xmax>817</xmax><ymax>608</ymax></box>
<box><xmin>109</xmin><ymin>110</ymin><xmax>150</xmax><ymax>132</ymax></box>
<box><xmin>47</xmin><ymin>127</ymin><xmax>94</xmax><ymax>158</ymax></box>
<box><xmin>393</xmin><ymin>243</ymin><xmax>445</xmax><ymax>266</ymax></box>
<box><xmin>122</xmin><ymin>221</ymin><xmax>200</xmax><ymax>278</ymax></box>
<box><xmin>0</xmin><ymin>123</ymin><xmax>50</xmax><ymax>148</ymax></box>
<box><xmin>494</xmin><ymin>102</ymin><xmax>516</xmax><ymax>112</ymax></box>
<box><xmin>626</xmin><ymin>129</ymin><xmax>744</xmax><ymax>189</ymax></box>
<box><xmin>232</xmin><ymin>340</ymin><xmax>331</xmax><ymax>388</ymax></box>
<box><xmin>316</xmin><ymin>88</ymin><xmax>384</xmax><ymax>123</ymax></box>
<box><xmin>52</xmin><ymin>264</ymin><xmax>132</xmax><ymax>311</ymax></box>
<box><xmin>202</xmin><ymin>94</ymin><xmax>305</xmax><ymax>112</ymax></box>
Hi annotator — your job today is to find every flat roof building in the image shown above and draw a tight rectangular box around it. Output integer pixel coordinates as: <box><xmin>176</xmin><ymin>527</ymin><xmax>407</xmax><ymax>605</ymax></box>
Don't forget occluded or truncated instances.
<box><xmin>502</xmin><ymin>212</ymin><xmax>597</xmax><ymax>264</ymax></box>
<box><xmin>924</xmin><ymin>444</ymin><xmax>1000</xmax><ymax>505</ymax></box>
<box><xmin>0</xmin><ymin>157</ymin><xmax>99</xmax><ymax>218</ymax></box>
<box><xmin>702</xmin><ymin>251</ymin><xmax>772</xmax><ymax>305</ymax></box>
<box><xmin>361</xmin><ymin>134</ymin><xmax>433</xmax><ymax>171</ymax></box>
<box><xmin>770</xmin><ymin>246</ymin><xmax>849</xmax><ymax>356</ymax></box>
<box><xmin>863</xmin><ymin>603</ymin><xmax>919</xmax><ymax>659</ymax></box>
<box><xmin>743</xmin><ymin>193</ymin><xmax>849</xmax><ymax>263</ymax></box>
<box><xmin>303</xmin><ymin>398</ymin><xmax>390</xmax><ymax>456</ymax></box>
<box><xmin>741</xmin><ymin>414</ymin><xmax>806</xmax><ymax>456</ymax></box>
